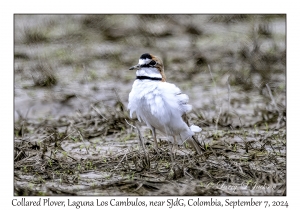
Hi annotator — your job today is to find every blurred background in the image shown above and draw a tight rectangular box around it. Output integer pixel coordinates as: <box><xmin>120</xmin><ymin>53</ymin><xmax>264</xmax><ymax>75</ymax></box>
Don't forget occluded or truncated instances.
<box><xmin>14</xmin><ymin>14</ymin><xmax>286</xmax><ymax>129</ymax></box>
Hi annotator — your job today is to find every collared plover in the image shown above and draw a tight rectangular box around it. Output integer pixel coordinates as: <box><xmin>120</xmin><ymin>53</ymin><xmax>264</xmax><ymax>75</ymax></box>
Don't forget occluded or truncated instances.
<box><xmin>128</xmin><ymin>53</ymin><xmax>202</xmax><ymax>154</ymax></box>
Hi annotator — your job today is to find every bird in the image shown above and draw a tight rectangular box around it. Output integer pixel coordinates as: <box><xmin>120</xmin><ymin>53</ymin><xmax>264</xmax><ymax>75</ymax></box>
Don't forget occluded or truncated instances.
<box><xmin>127</xmin><ymin>53</ymin><xmax>202</xmax><ymax>154</ymax></box>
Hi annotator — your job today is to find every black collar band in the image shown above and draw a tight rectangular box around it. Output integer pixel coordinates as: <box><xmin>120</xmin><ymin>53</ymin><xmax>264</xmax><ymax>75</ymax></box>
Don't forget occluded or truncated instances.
<box><xmin>136</xmin><ymin>76</ymin><xmax>162</xmax><ymax>81</ymax></box>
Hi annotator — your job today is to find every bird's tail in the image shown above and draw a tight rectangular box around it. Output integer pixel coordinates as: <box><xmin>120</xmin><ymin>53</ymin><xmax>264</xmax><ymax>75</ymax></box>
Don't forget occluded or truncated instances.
<box><xmin>178</xmin><ymin>125</ymin><xmax>201</xmax><ymax>145</ymax></box>
<box><xmin>187</xmin><ymin>125</ymin><xmax>203</xmax><ymax>155</ymax></box>
<box><xmin>190</xmin><ymin>125</ymin><xmax>202</xmax><ymax>133</ymax></box>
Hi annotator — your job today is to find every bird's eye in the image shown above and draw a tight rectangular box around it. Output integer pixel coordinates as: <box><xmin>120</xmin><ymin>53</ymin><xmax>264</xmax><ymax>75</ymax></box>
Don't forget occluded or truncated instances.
<box><xmin>149</xmin><ymin>60</ymin><xmax>156</xmax><ymax>66</ymax></box>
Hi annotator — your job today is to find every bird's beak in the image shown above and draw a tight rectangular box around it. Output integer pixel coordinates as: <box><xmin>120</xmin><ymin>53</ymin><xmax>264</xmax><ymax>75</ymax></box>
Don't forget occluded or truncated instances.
<box><xmin>129</xmin><ymin>64</ymin><xmax>141</xmax><ymax>70</ymax></box>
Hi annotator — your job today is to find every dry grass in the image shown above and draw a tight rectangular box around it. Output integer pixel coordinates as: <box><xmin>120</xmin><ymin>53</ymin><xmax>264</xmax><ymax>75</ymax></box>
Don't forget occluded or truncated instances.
<box><xmin>14</xmin><ymin>98</ymin><xmax>286</xmax><ymax>196</ymax></box>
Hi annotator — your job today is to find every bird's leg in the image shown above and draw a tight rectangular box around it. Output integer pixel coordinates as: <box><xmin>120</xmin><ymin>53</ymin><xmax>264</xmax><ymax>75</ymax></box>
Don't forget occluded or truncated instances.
<box><xmin>172</xmin><ymin>135</ymin><xmax>178</xmax><ymax>154</ymax></box>
<box><xmin>186</xmin><ymin>137</ymin><xmax>203</xmax><ymax>155</ymax></box>
<box><xmin>151</xmin><ymin>127</ymin><xmax>159</xmax><ymax>152</ymax></box>
<box><xmin>168</xmin><ymin>140</ymin><xmax>175</xmax><ymax>163</ymax></box>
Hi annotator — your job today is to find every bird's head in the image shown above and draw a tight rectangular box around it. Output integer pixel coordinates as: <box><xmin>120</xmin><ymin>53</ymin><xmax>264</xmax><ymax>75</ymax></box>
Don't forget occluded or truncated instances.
<box><xmin>129</xmin><ymin>53</ymin><xmax>166</xmax><ymax>82</ymax></box>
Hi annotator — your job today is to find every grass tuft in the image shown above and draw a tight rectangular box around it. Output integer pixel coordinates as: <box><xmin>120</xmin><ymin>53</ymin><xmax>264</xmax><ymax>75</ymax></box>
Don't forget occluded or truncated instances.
<box><xmin>31</xmin><ymin>62</ymin><xmax>57</xmax><ymax>87</ymax></box>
